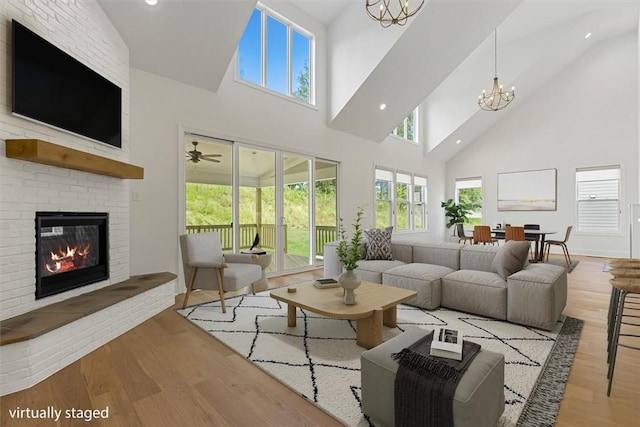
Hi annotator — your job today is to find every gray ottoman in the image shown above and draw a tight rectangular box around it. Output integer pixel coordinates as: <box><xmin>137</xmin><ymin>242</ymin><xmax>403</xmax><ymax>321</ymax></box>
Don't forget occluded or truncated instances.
<box><xmin>361</xmin><ymin>327</ymin><xmax>504</xmax><ymax>427</ymax></box>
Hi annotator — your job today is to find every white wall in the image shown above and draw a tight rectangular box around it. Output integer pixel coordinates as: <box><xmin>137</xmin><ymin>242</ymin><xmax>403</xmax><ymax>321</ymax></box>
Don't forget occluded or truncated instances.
<box><xmin>0</xmin><ymin>0</ymin><xmax>131</xmax><ymax>318</ymax></box>
<box><xmin>446</xmin><ymin>34</ymin><xmax>639</xmax><ymax>258</ymax></box>
<box><xmin>128</xmin><ymin>3</ymin><xmax>446</xmax><ymax>283</ymax></box>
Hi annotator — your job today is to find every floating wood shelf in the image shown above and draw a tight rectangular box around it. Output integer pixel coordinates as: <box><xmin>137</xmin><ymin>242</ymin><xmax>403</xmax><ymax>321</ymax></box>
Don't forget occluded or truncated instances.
<box><xmin>5</xmin><ymin>139</ymin><xmax>144</xmax><ymax>179</ymax></box>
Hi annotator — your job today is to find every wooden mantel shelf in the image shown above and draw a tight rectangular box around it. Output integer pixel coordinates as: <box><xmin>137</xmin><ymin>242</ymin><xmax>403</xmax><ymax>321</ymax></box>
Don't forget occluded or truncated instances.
<box><xmin>5</xmin><ymin>139</ymin><xmax>144</xmax><ymax>179</ymax></box>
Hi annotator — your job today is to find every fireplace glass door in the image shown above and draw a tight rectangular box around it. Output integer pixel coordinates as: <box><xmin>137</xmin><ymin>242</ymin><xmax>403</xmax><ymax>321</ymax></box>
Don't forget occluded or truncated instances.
<box><xmin>35</xmin><ymin>212</ymin><xmax>109</xmax><ymax>299</ymax></box>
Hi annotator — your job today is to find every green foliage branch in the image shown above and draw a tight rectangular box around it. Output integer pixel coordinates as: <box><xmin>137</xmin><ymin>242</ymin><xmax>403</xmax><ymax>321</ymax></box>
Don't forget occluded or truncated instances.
<box><xmin>440</xmin><ymin>199</ymin><xmax>473</xmax><ymax>229</ymax></box>
<box><xmin>337</xmin><ymin>207</ymin><xmax>364</xmax><ymax>271</ymax></box>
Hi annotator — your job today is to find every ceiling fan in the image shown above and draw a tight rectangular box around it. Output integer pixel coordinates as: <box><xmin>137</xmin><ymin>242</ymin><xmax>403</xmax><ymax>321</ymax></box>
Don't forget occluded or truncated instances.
<box><xmin>186</xmin><ymin>141</ymin><xmax>222</xmax><ymax>163</ymax></box>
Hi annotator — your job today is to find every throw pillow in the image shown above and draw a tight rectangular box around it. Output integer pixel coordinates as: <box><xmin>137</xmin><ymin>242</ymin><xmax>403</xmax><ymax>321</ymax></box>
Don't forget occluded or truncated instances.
<box><xmin>364</xmin><ymin>227</ymin><xmax>393</xmax><ymax>260</ymax></box>
<box><xmin>491</xmin><ymin>240</ymin><xmax>531</xmax><ymax>280</ymax></box>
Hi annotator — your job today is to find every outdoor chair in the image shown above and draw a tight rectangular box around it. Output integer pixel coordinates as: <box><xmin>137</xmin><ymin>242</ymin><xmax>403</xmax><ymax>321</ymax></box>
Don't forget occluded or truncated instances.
<box><xmin>179</xmin><ymin>232</ymin><xmax>262</xmax><ymax>312</ymax></box>
<box><xmin>473</xmin><ymin>225</ymin><xmax>498</xmax><ymax>245</ymax></box>
<box><xmin>544</xmin><ymin>226</ymin><xmax>573</xmax><ymax>266</ymax></box>
<box><xmin>456</xmin><ymin>223</ymin><xmax>473</xmax><ymax>244</ymax></box>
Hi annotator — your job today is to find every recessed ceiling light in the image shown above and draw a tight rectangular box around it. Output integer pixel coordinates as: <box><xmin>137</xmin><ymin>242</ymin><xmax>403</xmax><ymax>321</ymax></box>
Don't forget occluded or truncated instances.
<box><xmin>379</xmin><ymin>103</ymin><xmax>386</xmax><ymax>110</ymax></box>
<box><xmin>584</xmin><ymin>32</ymin><xmax>592</xmax><ymax>39</ymax></box>
<box><xmin>456</xmin><ymin>139</ymin><xmax>461</xmax><ymax>144</ymax></box>
<box><xmin>145</xmin><ymin>0</ymin><xmax>158</xmax><ymax>5</ymax></box>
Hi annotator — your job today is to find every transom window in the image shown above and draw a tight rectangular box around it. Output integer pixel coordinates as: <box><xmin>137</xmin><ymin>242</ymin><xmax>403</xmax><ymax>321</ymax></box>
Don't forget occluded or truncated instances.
<box><xmin>392</xmin><ymin>107</ymin><xmax>419</xmax><ymax>143</ymax></box>
<box><xmin>238</xmin><ymin>4</ymin><xmax>314</xmax><ymax>104</ymax></box>
<box><xmin>576</xmin><ymin>165</ymin><xmax>621</xmax><ymax>233</ymax></box>
<box><xmin>375</xmin><ymin>167</ymin><xmax>427</xmax><ymax>231</ymax></box>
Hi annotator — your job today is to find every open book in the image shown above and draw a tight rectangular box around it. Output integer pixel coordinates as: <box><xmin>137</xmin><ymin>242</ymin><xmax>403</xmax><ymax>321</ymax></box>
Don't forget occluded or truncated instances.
<box><xmin>430</xmin><ymin>328</ymin><xmax>463</xmax><ymax>361</ymax></box>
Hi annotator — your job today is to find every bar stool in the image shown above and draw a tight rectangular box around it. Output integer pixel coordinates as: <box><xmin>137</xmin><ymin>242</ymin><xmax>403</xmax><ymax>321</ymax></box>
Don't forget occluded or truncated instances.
<box><xmin>608</xmin><ymin>260</ymin><xmax>640</xmax><ymax>354</ymax></box>
<box><xmin>607</xmin><ymin>269</ymin><xmax>640</xmax><ymax>396</ymax></box>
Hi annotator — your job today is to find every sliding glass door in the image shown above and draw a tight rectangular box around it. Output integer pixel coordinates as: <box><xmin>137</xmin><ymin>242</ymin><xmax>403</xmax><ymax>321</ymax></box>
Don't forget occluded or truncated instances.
<box><xmin>184</xmin><ymin>132</ymin><xmax>338</xmax><ymax>276</ymax></box>
<box><xmin>315</xmin><ymin>161</ymin><xmax>338</xmax><ymax>266</ymax></box>
<box><xmin>238</xmin><ymin>146</ymin><xmax>277</xmax><ymax>272</ymax></box>
<box><xmin>283</xmin><ymin>154</ymin><xmax>312</xmax><ymax>271</ymax></box>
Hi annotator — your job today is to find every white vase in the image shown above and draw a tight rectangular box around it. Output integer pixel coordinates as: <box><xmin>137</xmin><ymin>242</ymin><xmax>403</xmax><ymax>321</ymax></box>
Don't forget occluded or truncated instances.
<box><xmin>339</xmin><ymin>270</ymin><xmax>361</xmax><ymax>305</ymax></box>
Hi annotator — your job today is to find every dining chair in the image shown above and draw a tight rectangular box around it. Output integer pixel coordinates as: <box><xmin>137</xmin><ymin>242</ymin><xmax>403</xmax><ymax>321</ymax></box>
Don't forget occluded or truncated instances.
<box><xmin>544</xmin><ymin>226</ymin><xmax>573</xmax><ymax>266</ymax></box>
<box><xmin>523</xmin><ymin>224</ymin><xmax>541</xmax><ymax>261</ymax></box>
<box><xmin>505</xmin><ymin>226</ymin><xmax>525</xmax><ymax>242</ymax></box>
<box><xmin>456</xmin><ymin>223</ymin><xmax>473</xmax><ymax>244</ymax></box>
<box><xmin>179</xmin><ymin>232</ymin><xmax>262</xmax><ymax>312</ymax></box>
<box><xmin>473</xmin><ymin>225</ymin><xmax>498</xmax><ymax>245</ymax></box>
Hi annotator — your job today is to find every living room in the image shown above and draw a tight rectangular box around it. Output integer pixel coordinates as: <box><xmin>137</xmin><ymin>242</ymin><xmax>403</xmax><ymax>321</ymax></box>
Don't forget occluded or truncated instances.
<box><xmin>0</xmin><ymin>0</ymin><xmax>638</xmax><ymax>426</ymax></box>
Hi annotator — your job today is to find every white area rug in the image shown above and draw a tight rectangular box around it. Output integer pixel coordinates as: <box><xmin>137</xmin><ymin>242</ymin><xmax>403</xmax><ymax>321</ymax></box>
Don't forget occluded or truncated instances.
<box><xmin>177</xmin><ymin>291</ymin><xmax>581</xmax><ymax>427</ymax></box>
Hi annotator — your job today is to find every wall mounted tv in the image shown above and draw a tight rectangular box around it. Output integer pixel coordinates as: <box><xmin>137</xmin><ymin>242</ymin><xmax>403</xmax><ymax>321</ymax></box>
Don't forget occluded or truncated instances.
<box><xmin>12</xmin><ymin>20</ymin><xmax>122</xmax><ymax>148</ymax></box>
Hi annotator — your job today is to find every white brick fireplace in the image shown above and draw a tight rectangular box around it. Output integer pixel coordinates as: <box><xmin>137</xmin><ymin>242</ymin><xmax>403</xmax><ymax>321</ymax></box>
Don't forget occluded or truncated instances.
<box><xmin>0</xmin><ymin>0</ymin><xmax>131</xmax><ymax>319</ymax></box>
<box><xmin>0</xmin><ymin>1</ymin><xmax>174</xmax><ymax>395</ymax></box>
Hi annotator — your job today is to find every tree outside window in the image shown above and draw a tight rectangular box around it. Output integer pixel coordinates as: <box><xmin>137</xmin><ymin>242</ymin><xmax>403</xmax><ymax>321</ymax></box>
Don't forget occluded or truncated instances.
<box><xmin>455</xmin><ymin>178</ymin><xmax>483</xmax><ymax>226</ymax></box>
<box><xmin>375</xmin><ymin>168</ymin><xmax>427</xmax><ymax>231</ymax></box>
<box><xmin>392</xmin><ymin>107</ymin><xmax>419</xmax><ymax>143</ymax></box>
<box><xmin>238</xmin><ymin>5</ymin><xmax>313</xmax><ymax>104</ymax></box>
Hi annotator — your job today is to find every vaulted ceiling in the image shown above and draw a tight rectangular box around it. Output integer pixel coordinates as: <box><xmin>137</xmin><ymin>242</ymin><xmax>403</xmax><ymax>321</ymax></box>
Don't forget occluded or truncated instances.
<box><xmin>98</xmin><ymin>0</ymin><xmax>639</xmax><ymax>161</ymax></box>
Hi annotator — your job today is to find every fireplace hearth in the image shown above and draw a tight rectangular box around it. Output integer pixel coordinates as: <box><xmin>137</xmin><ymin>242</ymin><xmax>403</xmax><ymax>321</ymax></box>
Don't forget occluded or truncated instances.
<box><xmin>35</xmin><ymin>212</ymin><xmax>109</xmax><ymax>299</ymax></box>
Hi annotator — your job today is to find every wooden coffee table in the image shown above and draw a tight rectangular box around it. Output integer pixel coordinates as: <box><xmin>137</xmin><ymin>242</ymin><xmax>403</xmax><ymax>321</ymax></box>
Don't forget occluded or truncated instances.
<box><xmin>270</xmin><ymin>281</ymin><xmax>417</xmax><ymax>349</ymax></box>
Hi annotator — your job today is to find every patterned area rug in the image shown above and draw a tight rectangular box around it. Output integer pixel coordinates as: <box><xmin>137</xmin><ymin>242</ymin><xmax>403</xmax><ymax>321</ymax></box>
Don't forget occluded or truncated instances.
<box><xmin>177</xmin><ymin>290</ymin><xmax>582</xmax><ymax>427</ymax></box>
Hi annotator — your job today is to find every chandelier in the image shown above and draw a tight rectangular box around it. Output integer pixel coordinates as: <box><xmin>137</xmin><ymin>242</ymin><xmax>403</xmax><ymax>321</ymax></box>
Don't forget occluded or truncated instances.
<box><xmin>365</xmin><ymin>0</ymin><xmax>425</xmax><ymax>28</ymax></box>
<box><xmin>478</xmin><ymin>29</ymin><xmax>515</xmax><ymax>111</ymax></box>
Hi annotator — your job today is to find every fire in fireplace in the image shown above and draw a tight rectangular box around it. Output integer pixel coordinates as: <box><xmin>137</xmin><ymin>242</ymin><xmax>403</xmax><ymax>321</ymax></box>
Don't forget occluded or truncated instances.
<box><xmin>35</xmin><ymin>212</ymin><xmax>109</xmax><ymax>299</ymax></box>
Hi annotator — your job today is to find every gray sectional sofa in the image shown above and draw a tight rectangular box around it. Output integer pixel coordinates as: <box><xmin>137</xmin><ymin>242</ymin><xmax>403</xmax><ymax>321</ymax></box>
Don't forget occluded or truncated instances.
<box><xmin>324</xmin><ymin>239</ymin><xmax>567</xmax><ymax>331</ymax></box>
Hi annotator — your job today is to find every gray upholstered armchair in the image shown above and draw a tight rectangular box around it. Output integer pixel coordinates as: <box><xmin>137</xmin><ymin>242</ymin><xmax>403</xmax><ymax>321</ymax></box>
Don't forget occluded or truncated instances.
<box><xmin>179</xmin><ymin>232</ymin><xmax>262</xmax><ymax>312</ymax></box>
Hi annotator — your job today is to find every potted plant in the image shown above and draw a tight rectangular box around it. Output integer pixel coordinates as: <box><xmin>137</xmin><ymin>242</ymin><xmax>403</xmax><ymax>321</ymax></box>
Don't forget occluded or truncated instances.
<box><xmin>441</xmin><ymin>199</ymin><xmax>473</xmax><ymax>236</ymax></box>
<box><xmin>336</xmin><ymin>207</ymin><xmax>364</xmax><ymax>304</ymax></box>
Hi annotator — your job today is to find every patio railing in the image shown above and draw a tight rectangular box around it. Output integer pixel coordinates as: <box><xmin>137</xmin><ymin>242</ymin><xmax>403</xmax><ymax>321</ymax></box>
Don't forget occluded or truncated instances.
<box><xmin>186</xmin><ymin>224</ymin><xmax>337</xmax><ymax>256</ymax></box>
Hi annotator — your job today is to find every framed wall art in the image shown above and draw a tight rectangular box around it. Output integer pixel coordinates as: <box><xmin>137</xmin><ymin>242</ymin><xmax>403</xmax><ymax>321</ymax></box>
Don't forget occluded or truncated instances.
<box><xmin>498</xmin><ymin>168</ymin><xmax>557</xmax><ymax>211</ymax></box>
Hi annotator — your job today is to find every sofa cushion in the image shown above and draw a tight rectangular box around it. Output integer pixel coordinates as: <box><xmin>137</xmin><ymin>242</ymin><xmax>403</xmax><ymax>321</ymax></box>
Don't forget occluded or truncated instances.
<box><xmin>412</xmin><ymin>242</ymin><xmax>462</xmax><ymax>270</ymax></box>
<box><xmin>460</xmin><ymin>245</ymin><xmax>499</xmax><ymax>272</ymax></box>
<box><xmin>507</xmin><ymin>264</ymin><xmax>567</xmax><ymax>331</ymax></box>
<box><xmin>355</xmin><ymin>259</ymin><xmax>406</xmax><ymax>283</ymax></box>
<box><xmin>383</xmin><ymin>263</ymin><xmax>455</xmax><ymax>309</ymax></box>
<box><xmin>491</xmin><ymin>241</ymin><xmax>531</xmax><ymax>280</ymax></box>
<box><xmin>364</xmin><ymin>227</ymin><xmax>393</xmax><ymax>260</ymax></box>
<box><xmin>442</xmin><ymin>270</ymin><xmax>507</xmax><ymax>320</ymax></box>
<box><xmin>390</xmin><ymin>240</ymin><xmax>415</xmax><ymax>264</ymax></box>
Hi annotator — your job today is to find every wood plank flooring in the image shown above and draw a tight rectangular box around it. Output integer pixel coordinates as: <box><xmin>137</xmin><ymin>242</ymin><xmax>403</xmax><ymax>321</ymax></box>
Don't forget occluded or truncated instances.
<box><xmin>1</xmin><ymin>256</ymin><xmax>638</xmax><ymax>426</ymax></box>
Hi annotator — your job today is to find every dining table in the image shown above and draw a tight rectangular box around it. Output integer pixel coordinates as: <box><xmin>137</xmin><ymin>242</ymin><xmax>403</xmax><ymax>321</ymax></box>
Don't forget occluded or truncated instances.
<box><xmin>491</xmin><ymin>229</ymin><xmax>557</xmax><ymax>262</ymax></box>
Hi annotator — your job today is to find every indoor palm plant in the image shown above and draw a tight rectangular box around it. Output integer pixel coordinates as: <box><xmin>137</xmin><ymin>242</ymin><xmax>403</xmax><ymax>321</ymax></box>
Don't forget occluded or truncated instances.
<box><xmin>441</xmin><ymin>199</ymin><xmax>473</xmax><ymax>236</ymax></box>
<box><xmin>336</xmin><ymin>207</ymin><xmax>364</xmax><ymax>304</ymax></box>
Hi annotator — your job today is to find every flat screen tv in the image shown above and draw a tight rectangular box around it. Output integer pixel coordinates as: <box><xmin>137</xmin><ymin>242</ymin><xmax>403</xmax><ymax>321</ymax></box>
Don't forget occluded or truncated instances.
<box><xmin>12</xmin><ymin>20</ymin><xmax>122</xmax><ymax>148</ymax></box>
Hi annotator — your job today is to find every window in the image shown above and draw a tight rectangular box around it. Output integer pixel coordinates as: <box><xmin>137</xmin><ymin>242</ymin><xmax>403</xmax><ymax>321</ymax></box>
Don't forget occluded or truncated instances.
<box><xmin>576</xmin><ymin>166</ymin><xmax>621</xmax><ymax>233</ymax></box>
<box><xmin>392</xmin><ymin>107</ymin><xmax>419</xmax><ymax>142</ymax></box>
<box><xmin>238</xmin><ymin>5</ymin><xmax>314</xmax><ymax>104</ymax></box>
<box><xmin>413</xmin><ymin>176</ymin><xmax>427</xmax><ymax>230</ymax></box>
<box><xmin>375</xmin><ymin>167</ymin><xmax>427</xmax><ymax>231</ymax></box>
<box><xmin>395</xmin><ymin>173</ymin><xmax>411</xmax><ymax>231</ymax></box>
<box><xmin>375</xmin><ymin>169</ymin><xmax>393</xmax><ymax>228</ymax></box>
<box><xmin>455</xmin><ymin>178</ymin><xmax>483</xmax><ymax>226</ymax></box>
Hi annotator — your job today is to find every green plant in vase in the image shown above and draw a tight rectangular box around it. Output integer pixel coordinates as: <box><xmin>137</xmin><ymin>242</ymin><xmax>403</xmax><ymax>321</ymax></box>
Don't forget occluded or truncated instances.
<box><xmin>336</xmin><ymin>207</ymin><xmax>364</xmax><ymax>304</ymax></box>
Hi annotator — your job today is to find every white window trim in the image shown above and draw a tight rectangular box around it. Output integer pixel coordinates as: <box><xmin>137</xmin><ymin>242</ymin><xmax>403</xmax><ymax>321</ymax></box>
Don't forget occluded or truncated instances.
<box><xmin>374</xmin><ymin>166</ymin><xmax>428</xmax><ymax>232</ymax></box>
<box><xmin>455</xmin><ymin>177</ymin><xmax>484</xmax><ymax>225</ymax></box>
<box><xmin>391</xmin><ymin>107</ymin><xmax>419</xmax><ymax>144</ymax></box>
<box><xmin>575</xmin><ymin>165</ymin><xmax>623</xmax><ymax>236</ymax></box>
<box><xmin>236</xmin><ymin>3</ymin><xmax>316</xmax><ymax>105</ymax></box>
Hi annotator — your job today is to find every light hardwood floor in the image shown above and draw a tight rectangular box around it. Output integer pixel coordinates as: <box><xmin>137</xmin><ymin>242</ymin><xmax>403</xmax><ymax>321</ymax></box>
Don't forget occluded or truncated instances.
<box><xmin>1</xmin><ymin>256</ymin><xmax>638</xmax><ymax>426</ymax></box>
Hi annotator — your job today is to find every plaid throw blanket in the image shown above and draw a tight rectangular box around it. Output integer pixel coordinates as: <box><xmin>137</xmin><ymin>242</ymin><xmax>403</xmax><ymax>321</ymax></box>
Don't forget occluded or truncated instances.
<box><xmin>392</xmin><ymin>331</ymin><xmax>481</xmax><ymax>427</ymax></box>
